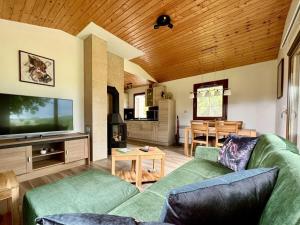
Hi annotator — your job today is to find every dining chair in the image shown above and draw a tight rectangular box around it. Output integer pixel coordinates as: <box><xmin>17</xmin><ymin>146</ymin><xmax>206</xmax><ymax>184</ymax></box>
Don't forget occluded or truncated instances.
<box><xmin>190</xmin><ymin>121</ymin><xmax>209</xmax><ymax>156</ymax></box>
<box><xmin>215</xmin><ymin>121</ymin><xmax>239</xmax><ymax>147</ymax></box>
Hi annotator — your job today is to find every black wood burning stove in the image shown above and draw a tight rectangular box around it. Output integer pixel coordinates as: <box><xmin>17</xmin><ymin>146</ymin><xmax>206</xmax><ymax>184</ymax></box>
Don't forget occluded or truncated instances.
<box><xmin>107</xmin><ymin>86</ymin><xmax>127</xmax><ymax>155</ymax></box>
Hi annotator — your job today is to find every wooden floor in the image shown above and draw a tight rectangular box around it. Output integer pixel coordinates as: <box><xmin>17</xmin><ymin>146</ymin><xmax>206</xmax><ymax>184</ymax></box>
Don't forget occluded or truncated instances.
<box><xmin>20</xmin><ymin>141</ymin><xmax>191</xmax><ymax>202</ymax></box>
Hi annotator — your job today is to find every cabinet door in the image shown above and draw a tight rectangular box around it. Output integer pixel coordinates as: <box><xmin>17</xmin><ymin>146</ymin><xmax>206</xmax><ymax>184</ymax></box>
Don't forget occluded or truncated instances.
<box><xmin>159</xmin><ymin>100</ymin><xmax>169</xmax><ymax>122</ymax></box>
<box><xmin>153</xmin><ymin>123</ymin><xmax>158</xmax><ymax>142</ymax></box>
<box><xmin>127</xmin><ymin>123</ymin><xmax>135</xmax><ymax>138</ymax></box>
<box><xmin>157</xmin><ymin>123</ymin><xmax>169</xmax><ymax>143</ymax></box>
<box><xmin>0</xmin><ymin>146</ymin><xmax>32</xmax><ymax>175</ymax></box>
<box><xmin>141</xmin><ymin>123</ymin><xmax>154</xmax><ymax>141</ymax></box>
<box><xmin>65</xmin><ymin>139</ymin><xmax>88</xmax><ymax>163</ymax></box>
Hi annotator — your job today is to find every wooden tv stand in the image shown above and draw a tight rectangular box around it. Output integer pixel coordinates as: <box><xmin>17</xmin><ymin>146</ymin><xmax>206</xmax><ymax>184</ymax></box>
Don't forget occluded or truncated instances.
<box><xmin>0</xmin><ymin>133</ymin><xmax>90</xmax><ymax>182</ymax></box>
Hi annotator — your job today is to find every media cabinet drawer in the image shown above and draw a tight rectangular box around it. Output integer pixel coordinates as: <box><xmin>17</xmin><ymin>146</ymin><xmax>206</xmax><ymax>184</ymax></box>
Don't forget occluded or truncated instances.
<box><xmin>65</xmin><ymin>139</ymin><xmax>88</xmax><ymax>163</ymax></box>
<box><xmin>0</xmin><ymin>146</ymin><xmax>32</xmax><ymax>175</ymax></box>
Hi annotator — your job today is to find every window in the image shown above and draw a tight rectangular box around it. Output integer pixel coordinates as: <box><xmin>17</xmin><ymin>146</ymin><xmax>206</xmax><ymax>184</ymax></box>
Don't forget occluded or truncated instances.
<box><xmin>193</xmin><ymin>79</ymin><xmax>228</xmax><ymax>120</ymax></box>
<box><xmin>134</xmin><ymin>93</ymin><xmax>147</xmax><ymax>118</ymax></box>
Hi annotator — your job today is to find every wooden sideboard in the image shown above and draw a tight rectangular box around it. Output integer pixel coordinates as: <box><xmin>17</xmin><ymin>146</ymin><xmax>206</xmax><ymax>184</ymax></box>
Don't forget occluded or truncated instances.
<box><xmin>0</xmin><ymin>133</ymin><xmax>90</xmax><ymax>182</ymax></box>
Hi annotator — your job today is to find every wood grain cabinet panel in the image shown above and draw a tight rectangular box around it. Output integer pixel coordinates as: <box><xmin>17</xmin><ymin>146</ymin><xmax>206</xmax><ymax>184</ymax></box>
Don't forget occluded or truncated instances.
<box><xmin>141</xmin><ymin>123</ymin><xmax>154</xmax><ymax>141</ymax></box>
<box><xmin>65</xmin><ymin>139</ymin><xmax>87</xmax><ymax>163</ymax></box>
<box><xmin>0</xmin><ymin>146</ymin><xmax>32</xmax><ymax>175</ymax></box>
<box><xmin>126</xmin><ymin>99</ymin><xmax>175</xmax><ymax>146</ymax></box>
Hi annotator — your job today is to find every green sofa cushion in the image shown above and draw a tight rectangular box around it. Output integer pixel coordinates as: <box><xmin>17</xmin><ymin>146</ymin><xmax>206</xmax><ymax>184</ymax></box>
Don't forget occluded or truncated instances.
<box><xmin>194</xmin><ymin>146</ymin><xmax>220</xmax><ymax>162</ymax></box>
<box><xmin>23</xmin><ymin>169</ymin><xmax>140</xmax><ymax>225</ymax></box>
<box><xmin>245</xmin><ymin>134</ymin><xmax>300</xmax><ymax>225</ymax></box>
<box><xmin>248</xmin><ymin>134</ymin><xmax>299</xmax><ymax>169</ymax></box>
<box><xmin>109</xmin><ymin>190</ymin><xmax>165</xmax><ymax>222</ymax></box>
<box><xmin>258</xmin><ymin>151</ymin><xmax>300</xmax><ymax>225</ymax></box>
<box><xmin>109</xmin><ymin>159</ymin><xmax>232</xmax><ymax>222</ymax></box>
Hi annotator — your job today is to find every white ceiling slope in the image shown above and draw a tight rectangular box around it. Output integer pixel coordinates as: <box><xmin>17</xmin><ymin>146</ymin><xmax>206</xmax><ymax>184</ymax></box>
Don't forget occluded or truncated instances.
<box><xmin>77</xmin><ymin>22</ymin><xmax>143</xmax><ymax>60</ymax></box>
<box><xmin>124</xmin><ymin>60</ymin><xmax>157</xmax><ymax>82</ymax></box>
<box><xmin>77</xmin><ymin>22</ymin><xmax>156</xmax><ymax>82</ymax></box>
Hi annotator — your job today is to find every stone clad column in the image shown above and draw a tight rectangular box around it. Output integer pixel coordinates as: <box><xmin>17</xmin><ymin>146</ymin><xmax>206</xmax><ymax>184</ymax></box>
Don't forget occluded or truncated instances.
<box><xmin>107</xmin><ymin>52</ymin><xmax>124</xmax><ymax>119</ymax></box>
<box><xmin>84</xmin><ymin>35</ymin><xmax>108</xmax><ymax>161</ymax></box>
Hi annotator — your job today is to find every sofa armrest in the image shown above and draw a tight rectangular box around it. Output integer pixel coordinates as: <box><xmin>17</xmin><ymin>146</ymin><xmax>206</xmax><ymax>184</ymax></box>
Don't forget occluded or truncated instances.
<box><xmin>194</xmin><ymin>147</ymin><xmax>220</xmax><ymax>162</ymax></box>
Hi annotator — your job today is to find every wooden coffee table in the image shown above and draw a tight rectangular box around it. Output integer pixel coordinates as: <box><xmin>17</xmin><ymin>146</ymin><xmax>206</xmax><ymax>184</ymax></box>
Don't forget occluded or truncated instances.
<box><xmin>111</xmin><ymin>147</ymin><xmax>165</xmax><ymax>188</ymax></box>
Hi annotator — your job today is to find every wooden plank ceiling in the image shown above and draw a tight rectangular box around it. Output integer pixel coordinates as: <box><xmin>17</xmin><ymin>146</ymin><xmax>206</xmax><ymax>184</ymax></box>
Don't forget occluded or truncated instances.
<box><xmin>124</xmin><ymin>72</ymin><xmax>150</xmax><ymax>89</ymax></box>
<box><xmin>0</xmin><ymin>0</ymin><xmax>292</xmax><ymax>82</ymax></box>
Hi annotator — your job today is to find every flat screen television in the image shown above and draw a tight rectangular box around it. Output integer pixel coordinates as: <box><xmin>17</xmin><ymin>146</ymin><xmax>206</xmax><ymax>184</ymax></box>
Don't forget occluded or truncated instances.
<box><xmin>0</xmin><ymin>93</ymin><xmax>73</xmax><ymax>136</ymax></box>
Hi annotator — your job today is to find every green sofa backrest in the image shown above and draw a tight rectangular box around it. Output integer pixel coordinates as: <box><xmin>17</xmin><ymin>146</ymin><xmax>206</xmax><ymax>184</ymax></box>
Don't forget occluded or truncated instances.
<box><xmin>247</xmin><ymin>134</ymin><xmax>300</xmax><ymax>225</ymax></box>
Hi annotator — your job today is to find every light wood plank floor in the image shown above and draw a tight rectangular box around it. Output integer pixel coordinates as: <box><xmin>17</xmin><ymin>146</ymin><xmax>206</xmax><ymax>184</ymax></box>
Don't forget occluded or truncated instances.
<box><xmin>20</xmin><ymin>142</ymin><xmax>191</xmax><ymax>202</ymax></box>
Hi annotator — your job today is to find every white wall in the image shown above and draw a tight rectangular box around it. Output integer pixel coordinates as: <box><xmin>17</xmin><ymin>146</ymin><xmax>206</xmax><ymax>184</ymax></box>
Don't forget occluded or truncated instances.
<box><xmin>161</xmin><ymin>61</ymin><xmax>277</xmax><ymax>142</ymax></box>
<box><xmin>276</xmin><ymin>0</ymin><xmax>300</xmax><ymax>138</ymax></box>
<box><xmin>0</xmin><ymin>19</ymin><xmax>84</xmax><ymax>132</ymax></box>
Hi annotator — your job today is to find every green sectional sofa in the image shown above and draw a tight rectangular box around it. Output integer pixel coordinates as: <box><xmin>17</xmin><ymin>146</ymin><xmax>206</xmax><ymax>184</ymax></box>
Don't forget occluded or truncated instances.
<box><xmin>23</xmin><ymin>134</ymin><xmax>300</xmax><ymax>225</ymax></box>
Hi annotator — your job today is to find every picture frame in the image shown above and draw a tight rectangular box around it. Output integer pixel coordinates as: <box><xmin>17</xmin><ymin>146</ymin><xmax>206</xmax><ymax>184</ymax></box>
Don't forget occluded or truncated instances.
<box><xmin>277</xmin><ymin>58</ymin><xmax>284</xmax><ymax>99</ymax></box>
<box><xmin>19</xmin><ymin>50</ymin><xmax>55</xmax><ymax>87</ymax></box>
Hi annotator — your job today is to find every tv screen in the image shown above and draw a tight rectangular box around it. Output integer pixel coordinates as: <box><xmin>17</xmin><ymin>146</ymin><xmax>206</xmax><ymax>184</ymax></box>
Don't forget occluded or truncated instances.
<box><xmin>0</xmin><ymin>93</ymin><xmax>73</xmax><ymax>136</ymax></box>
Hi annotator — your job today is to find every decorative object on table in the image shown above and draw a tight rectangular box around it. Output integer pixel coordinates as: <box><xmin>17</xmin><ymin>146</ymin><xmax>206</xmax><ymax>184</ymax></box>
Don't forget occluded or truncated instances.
<box><xmin>36</xmin><ymin>213</ymin><xmax>173</xmax><ymax>225</ymax></box>
<box><xmin>115</xmin><ymin>148</ymin><xmax>131</xmax><ymax>153</ymax></box>
<box><xmin>174</xmin><ymin>116</ymin><xmax>180</xmax><ymax>146</ymax></box>
<box><xmin>160</xmin><ymin>167</ymin><xmax>279</xmax><ymax>225</ymax></box>
<box><xmin>277</xmin><ymin>58</ymin><xmax>284</xmax><ymax>99</ymax></box>
<box><xmin>40</xmin><ymin>148</ymin><xmax>48</xmax><ymax>155</ymax></box>
<box><xmin>218</xmin><ymin>135</ymin><xmax>258</xmax><ymax>171</ymax></box>
<box><xmin>140</xmin><ymin>146</ymin><xmax>152</xmax><ymax>152</ymax></box>
<box><xmin>19</xmin><ymin>50</ymin><xmax>55</xmax><ymax>87</ymax></box>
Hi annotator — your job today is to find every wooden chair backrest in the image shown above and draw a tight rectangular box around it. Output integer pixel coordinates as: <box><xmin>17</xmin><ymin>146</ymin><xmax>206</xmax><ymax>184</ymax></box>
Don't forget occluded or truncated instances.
<box><xmin>230</xmin><ymin>121</ymin><xmax>243</xmax><ymax>129</ymax></box>
<box><xmin>192</xmin><ymin>120</ymin><xmax>243</xmax><ymax>129</ymax></box>
<box><xmin>191</xmin><ymin>121</ymin><xmax>209</xmax><ymax>135</ymax></box>
<box><xmin>215</xmin><ymin>121</ymin><xmax>239</xmax><ymax>135</ymax></box>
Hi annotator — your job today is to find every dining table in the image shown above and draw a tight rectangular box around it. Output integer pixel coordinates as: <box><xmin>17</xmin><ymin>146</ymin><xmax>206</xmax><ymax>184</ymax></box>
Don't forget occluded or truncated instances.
<box><xmin>183</xmin><ymin>126</ymin><xmax>257</xmax><ymax>156</ymax></box>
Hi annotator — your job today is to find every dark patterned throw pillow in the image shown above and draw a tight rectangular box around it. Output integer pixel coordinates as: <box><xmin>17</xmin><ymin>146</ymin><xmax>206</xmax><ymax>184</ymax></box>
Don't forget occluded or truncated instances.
<box><xmin>218</xmin><ymin>135</ymin><xmax>258</xmax><ymax>171</ymax></box>
<box><xmin>160</xmin><ymin>167</ymin><xmax>279</xmax><ymax>225</ymax></box>
<box><xmin>36</xmin><ymin>214</ymin><xmax>173</xmax><ymax>225</ymax></box>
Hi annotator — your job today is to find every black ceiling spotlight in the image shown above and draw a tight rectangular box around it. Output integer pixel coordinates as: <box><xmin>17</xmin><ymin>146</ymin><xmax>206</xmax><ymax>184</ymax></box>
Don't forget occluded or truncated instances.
<box><xmin>154</xmin><ymin>15</ymin><xmax>173</xmax><ymax>29</ymax></box>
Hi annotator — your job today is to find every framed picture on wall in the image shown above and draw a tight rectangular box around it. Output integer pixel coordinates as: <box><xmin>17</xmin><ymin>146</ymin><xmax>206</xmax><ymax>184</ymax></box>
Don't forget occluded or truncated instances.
<box><xmin>19</xmin><ymin>50</ymin><xmax>55</xmax><ymax>87</ymax></box>
<box><xmin>277</xmin><ymin>58</ymin><xmax>284</xmax><ymax>99</ymax></box>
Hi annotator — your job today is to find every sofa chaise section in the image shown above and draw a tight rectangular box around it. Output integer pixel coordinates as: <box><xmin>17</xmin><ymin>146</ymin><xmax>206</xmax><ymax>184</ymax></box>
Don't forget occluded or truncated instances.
<box><xmin>23</xmin><ymin>169</ymin><xmax>140</xmax><ymax>225</ymax></box>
